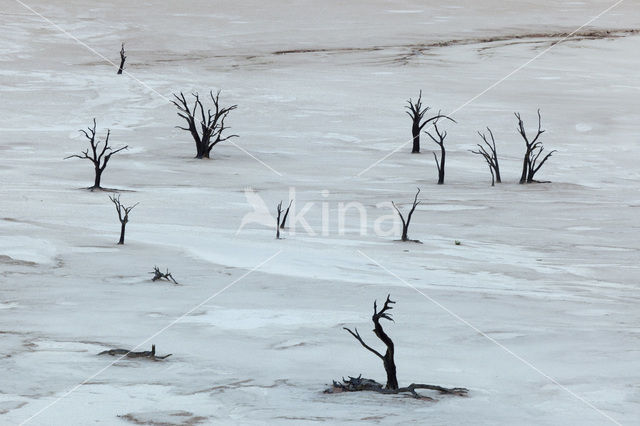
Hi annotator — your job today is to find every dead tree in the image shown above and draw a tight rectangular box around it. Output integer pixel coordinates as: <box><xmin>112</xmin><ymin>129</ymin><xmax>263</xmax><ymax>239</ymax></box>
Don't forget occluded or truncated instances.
<box><xmin>109</xmin><ymin>194</ymin><xmax>138</xmax><ymax>245</ymax></box>
<box><xmin>332</xmin><ymin>295</ymin><xmax>468</xmax><ymax>399</ymax></box>
<box><xmin>117</xmin><ymin>43</ymin><xmax>126</xmax><ymax>75</ymax></box>
<box><xmin>425</xmin><ymin>120</ymin><xmax>448</xmax><ymax>184</ymax></box>
<box><xmin>99</xmin><ymin>344</ymin><xmax>171</xmax><ymax>360</ymax></box>
<box><xmin>275</xmin><ymin>200</ymin><xmax>292</xmax><ymax>239</ymax></box>
<box><xmin>391</xmin><ymin>188</ymin><xmax>421</xmax><ymax>243</ymax></box>
<box><xmin>172</xmin><ymin>91</ymin><xmax>238</xmax><ymax>159</ymax></box>
<box><xmin>64</xmin><ymin>119</ymin><xmax>127</xmax><ymax>190</ymax></box>
<box><xmin>470</xmin><ymin>127</ymin><xmax>501</xmax><ymax>186</ymax></box>
<box><xmin>150</xmin><ymin>266</ymin><xmax>178</xmax><ymax>284</ymax></box>
<box><xmin>405</xmin><ymin>91</ymin><xmax>454</xmax><ymax>153</ymax></box>
<box><xmin>279</xmin><ymin>200</ymin><xmax>293</xmax><ymax>229</ymax></box>
<box><xmin>515</xmin><ymin>110</ymin><xmax>556</xmax><ymax>183</ymax></box>
<box><xmin>344</xmin><ymin>295</ymin><xmax>399</xmax><ymax>389</ymax></box>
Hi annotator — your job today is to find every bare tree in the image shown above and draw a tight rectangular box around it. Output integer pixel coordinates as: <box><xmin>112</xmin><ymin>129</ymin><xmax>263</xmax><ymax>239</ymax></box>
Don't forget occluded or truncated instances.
<box><xmin>65</xmin><ymin>119</ymin><xmax>127</xmax><ymax>190</ymax></box>
<box><xmin>471</xmin><ymin>127</ymin><xmax>501</xmax><ymax>186</ymax></box>
<box><xmin>279</xmin><ymin>200</ymin><xmax>293</xmax><ymax>229</ymax></box>
<box><xmin>117</xmin><ymin>43</ymin><xmax>126</xmax><ymax>75</ymax></box>
<box><xmin>172</xmin><ymin>91</ymin><xmax>238</xmax><ymax>159</ymax></box>
<box><xmin>405</xmin><ymin>91</ymin><xmax>454</xmax><ymax>154</ymax></box>
<box><xmin>344</xmin><ymin>295</ymin><xmax>398</xmax><ymax>389</ymax></box>
<box><xmin>275</xmin><ymin>200</ymin><xmax>292</xmax><ymax>239</ymax></box>
<box><xmin>391</xmin><ymin>188</ymin><xmax>421</xmax><ymax>243</ymax></box>
<box><xmin>515</xmin><ymin>110</ymin><xmax>556</xmax><ymax>183</ymax></box>
<box><xmin>425</xmin><ymin>120</ymin><xmax>448</xmax><ymax>184</ymax></box>
<box><xmin>109</xmin><ymin>194</ymin><xmax>138</xmax><ymax>245</ymax></box>
<box><xmin>330</xmin><ymin>295</ymin><xmax>468</xmax><ymax>399</ymax></box>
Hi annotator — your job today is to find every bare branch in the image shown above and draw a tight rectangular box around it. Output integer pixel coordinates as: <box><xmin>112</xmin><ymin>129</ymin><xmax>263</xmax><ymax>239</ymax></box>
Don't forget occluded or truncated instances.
<box><xmin>343</xmin><ymin>327</ymin><xmax>384</xmax><ymax>360</ymax></box>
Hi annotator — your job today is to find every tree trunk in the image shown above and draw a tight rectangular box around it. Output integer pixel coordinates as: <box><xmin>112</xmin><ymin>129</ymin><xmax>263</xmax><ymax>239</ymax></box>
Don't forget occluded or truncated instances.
<box><xmin>118</xmin><ymin>222</ymin><xmax>126</xmax><ymax>245</ymax></box>
<box><xmin>411</xmin><ymin>125</ymin><xmax>420</xmax><ymax>153</ymax></box>
<box><xmin>401</xmin><ymin>225</ymin><xmax>408</xmax><ymax>241</ymax></box>
<box><xmin>437</xmin><ymin>148</ymin><xmax>445</xmax><ymax>184</ymax></box>
<box><xmin>519</xmin><ymin>154</ymin><xmax>529</xmax><ymax>184</ymax></box>
<box><xmin>383</xmin><ymin>356</ymin><xmax>399</xmax><ymax>390</ymax></box>
<box><xmin>195</xmin><ymin>142</ymin><xmax>204</xmax><ymax>159</ymax></box>
<box><xmin>94</xmin><ymin>168</ymin><xmax>102</xmax><ymax>189</ymax></box>
<box><xmin>494</xmin><ymin>167</ymin><xmax>501</xmax><ymax>184</ymax></box>
<box><xmin>203</xmin><ymin>144</ymin><xmax>212</xmax><ymax>159</ymax></box>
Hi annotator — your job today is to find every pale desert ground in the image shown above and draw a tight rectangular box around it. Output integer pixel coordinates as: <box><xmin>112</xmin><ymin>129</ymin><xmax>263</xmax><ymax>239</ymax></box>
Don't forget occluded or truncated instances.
<box><xmin>1</xmin><ymin>0</ymin><xmax>639</xmax><ymax>425</ymax></box>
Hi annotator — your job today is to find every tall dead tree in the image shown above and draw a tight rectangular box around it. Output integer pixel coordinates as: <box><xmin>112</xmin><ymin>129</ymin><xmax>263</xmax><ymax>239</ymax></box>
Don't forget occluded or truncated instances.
<box><xmin>65</xmin><ymin>119</ymin><xmax>127</xmax><ymax>190</ymax></box>
<box><xmin>344</xmin><ymin>295</ymin><xmax>398</xmax><ymax>389</ymax></box>
<box><xmin>109</xmin><ymin>194</ymin><xmax>138</xmax><ymax>245</ymax></box>
<box><xmin>515</xmin><ymin>110</ymin><xmax>556</xmax><ymax>183</ymax></box>
<box><xmin>333</xmin><ymin>295</ymin><xmax>468</xmax><ymax>399</ymax></box>
<box><xmin>117</xmin><ymin>43</ymin><xmax>126</xmax><ymax>75</ymax></box>
<box><xmin>172</xmin><ymin>91</ymin><xmax>238</xmax><ymax>159</ymax></box>
<box><xmin>405</xmin><ymin>91</ymin><xmax>454</xmax><ymax>154</ymax></box>
<box><xmin>426</xmin><ymin>120</ymin><xmax>448</xmax><ymax>184</ymax></box>
<box><xmin>471</xmin><ymin>127</ymin><xmax>501</xmax><ymax>186</ymax></box>
<box><xmin>392</xmin><ymin>188</ymin><xmax>421</xmax><ymax>243</ymax></box>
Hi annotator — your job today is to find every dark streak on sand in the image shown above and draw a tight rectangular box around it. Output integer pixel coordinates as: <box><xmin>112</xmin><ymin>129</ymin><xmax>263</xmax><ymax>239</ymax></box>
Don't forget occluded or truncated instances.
<box><xmin>272</xmin><ymin>28</ymin><xmax>640</xmax><ymax>62</ymax></box>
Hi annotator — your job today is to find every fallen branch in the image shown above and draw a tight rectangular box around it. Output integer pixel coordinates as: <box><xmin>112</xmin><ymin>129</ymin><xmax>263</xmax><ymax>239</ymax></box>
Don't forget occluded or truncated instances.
<box><xmin>98</xmin><ymin>344</ymin><xmax>172</xmax><ymax>360</ymax></box>
<box><xmin>150</xmin><ymin>266</ymin><xmax>179</xmax><ymax>284</ymax></box>
<box><xmin>325</xmin><ymin>375</ymin><xmax>468</xmax><ymax>399</ymax></box>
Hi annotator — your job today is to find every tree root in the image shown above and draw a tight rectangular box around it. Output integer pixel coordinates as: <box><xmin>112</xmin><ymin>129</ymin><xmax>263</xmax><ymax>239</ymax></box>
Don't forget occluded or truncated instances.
<box><xmin>324</xmin><ymin>375</ymin><xmax>468</xmax><ymax>400</ymax></box>
<box><xmin>98</xmin><ymin>344</ymin><xmax>171</xmax><ymax>360</ymax></box>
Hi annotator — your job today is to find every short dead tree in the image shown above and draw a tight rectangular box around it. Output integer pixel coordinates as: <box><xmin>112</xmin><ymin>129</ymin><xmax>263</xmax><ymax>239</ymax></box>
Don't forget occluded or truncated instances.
<box><xmin>515</xmin><ymin>109</ymin><xmax>556</xmax><ymax>183</ymax></box>
<box><xmin>117</xmin><ymin>43</ymin><xmax>126</xmax><ymax>75</ymax></box>
<box><xmin>326</xmin><ymin>295</ymin><xmax>468</xmax><ymax>399</ymax></box>
<box><xmin>425</xmin><ymin>120</ymin><xmax>449</xmax><ymax>184</ymax></box>
<box><xmin>150</xmin><ymin>266</ymin><xmax>178</xmax><ymax>284</ymax></box>
<box><xmin>65</xmin><ymin>119</ymin><xmax>127</xmax><ymax>190</ymax></box>
<box><xmin>471</xmin><ymin>127</ymin><xmax>501</xmax><ymax>186</ymax></box>
<box><xmin>279</xmin><ymin>200</ymin><xmax>293</xmax><ymax>230</ymax></box>
<box><xmin>275</xmin><ymin>200</ymin><xmax>292</xmax><ymax>239</ymax></box>
<box><xmin>391</xmin><ymin>188</ymin><xmax>421</xmax><ymax>243</ymax></box>
<box><xmin>172</xmin><ymin>91</ymin><xmax>238</xmax><ymax>159</ymax></box>
<box><xmin>99</xmin><ymin>344</ymin><xmax>171</xmax><ymax>360</ymax></box>
<box><xmin>109</xmin><ymin>194</ymin><xmax>138</xmax><ymax>245</ymax></box>
<box><xmin>405</xmin><ymin>91</ymin><xmax>454</xmax><ymax>154</ymax></box>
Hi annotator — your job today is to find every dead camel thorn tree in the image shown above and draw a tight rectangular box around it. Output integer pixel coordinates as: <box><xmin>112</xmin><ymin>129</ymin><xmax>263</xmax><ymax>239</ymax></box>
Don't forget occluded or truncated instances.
<box><xmin>471</xmin><ymin>127</ymin><xmax>501</xmax><ymax>186</ymax></box>
<box><xmin>117</xmin><ymin>43</ymin><xmax>126</xmax><ymax>75</ymax></box>
<box><xmin>275</xmin><ymin>200</ymin><xmax>292</xmax><ymax>239</ymax></box>
<box><xmin>65</xmin><ymin>119</ymin><xmax>128</xmax><ymax>190</ymax></box>
<box><xmin>172</xmin><ymin>91</ymin><xmax>238</xmax><ymax>159</ymax></box>
<box><xmin>345</xmin><ymin>295</ymin><xmax>398</xmax><ymax>389</ymax></box>
<box><xmin>109</xmin><ymin>194</ymin><xmax>138</xmax><ymax>245</ymax></box>
<box><xmin>327</xmin><ymin>295</ymin><xmax>468</xmax><ymax>399</ymax></box>
<box><xmin>391</xmin><ymin>188</ymin><xmax>422</xmax><ymax>243</ymax></box>
<box><xmin>279</xmin><ymin>200</ymin><xmax>293</xmax><ymax>230</ymax></box>
<box><xmin>405</xmin><ymin>90</ymin><xmax>455</xmax><ymax>154</ymax></box>
<box><xmin>515</xmin><ymin>109</ymin><xmax>556</xmax><ymax>184</ymax></box>
<box><xmin>425</xmin><ymin>119</ymin><xmax>449</xmax><ymax>185</ymax></box>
